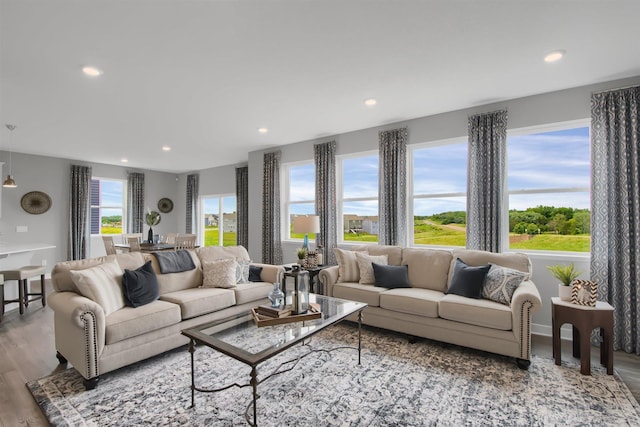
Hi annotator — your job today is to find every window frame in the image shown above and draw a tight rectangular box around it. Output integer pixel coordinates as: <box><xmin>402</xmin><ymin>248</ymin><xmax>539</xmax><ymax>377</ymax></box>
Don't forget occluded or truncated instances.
<box><xmin>199</xmin><ymin>193</ymin><xmax>237</xmax><ymax>247</ymax></box>
<box><xmin>408</xmin><ymin>136</ymin><xmax>468</xmax><ymax>248</ymax></box>
<box><xmin>282</xmin><ymin>160</ymin><xmax>316</xmax><ymax>242</ymax></box>
<box><xmin>337</xmin><ymin>150</ymin><xmax>380</xmax><ymax>244</ymax></box>
<box><xmin>504</xmin><ymin>119</ymin><xmax>591</xmax><ymax>254</ymax></box>
<box><xmin>90</xmin><ymin>177</ymin><xmax>126</xmax><ymax>235</ymax></box>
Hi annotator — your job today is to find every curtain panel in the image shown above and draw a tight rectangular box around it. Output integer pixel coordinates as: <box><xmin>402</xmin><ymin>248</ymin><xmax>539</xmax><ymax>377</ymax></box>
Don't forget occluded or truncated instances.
<box><xmin>378</xmin><ymin>128</ymin><xmax>408</xmax><ymax>246</ymax></box>
<box><xmin>314</xmin><ymin>141</ymin><xmax>338</xmax><ymax>265</ymax></box>
<box><xmin>186</xmin><ymin>174</ymin><xmax>199</xmax><ymax>235</ymax></box>
<box><xmin>68</xmin><ymin>164</ymin><xmax>92</xmax><ymax>260</ymax></box>
<box><xmin>236</xmin><ymin>166</ymin><xmax>249</xmax><ymax>248</ymax></box>
<box><xmin>262</xmin><ymin>151</ymin><xmax>283</xmax><ymax>264</ymax></box>
<box><xmin>467</xmin><ymin>110</ymin><xmax>507</xmax><ymax>253</ymax></box>
<box><xmin>591</xmin><ymin>86</ymin><xmax>640</xmax><ymax>354</ymax></box>
<box><xmin>127</xmin><ymin>172</ymin><xmax>145</xmax><ymax>233</ymax></box>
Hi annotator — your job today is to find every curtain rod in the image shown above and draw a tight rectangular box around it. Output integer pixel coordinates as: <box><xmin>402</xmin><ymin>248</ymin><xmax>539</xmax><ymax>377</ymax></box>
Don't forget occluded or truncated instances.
<box><xmin>592</xmin><ymin>84</ymin><xmax>640</xmax><ymax>95</ymax></box>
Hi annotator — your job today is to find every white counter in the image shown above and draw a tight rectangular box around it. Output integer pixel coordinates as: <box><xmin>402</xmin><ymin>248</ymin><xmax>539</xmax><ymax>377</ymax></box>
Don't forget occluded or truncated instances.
<box><xmin>0</xmin><ymin>243</ymin><xmax>56</xmax><ymax>258</ymax></box>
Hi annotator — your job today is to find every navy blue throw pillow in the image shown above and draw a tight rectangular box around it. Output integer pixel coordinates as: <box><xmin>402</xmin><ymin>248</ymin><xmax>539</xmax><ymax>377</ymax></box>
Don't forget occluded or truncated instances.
<box><xmin>372</xmin><ymin>263</ymin><xmax>411</xmax><ymax>288</ymax></box>
<box><xmin>249</xmin><ymin>265</ymin><xmax>263</xmax><ymax>282</ymax></box>
<box><xmin>122</xmin><ymin>261</ymin><xmax>159</xmax><ymax>307</ymax></box>
<box><xmin>446</xmin><ymin>258</ymin><xmax>491</xmax><ymax>299</ymax></box>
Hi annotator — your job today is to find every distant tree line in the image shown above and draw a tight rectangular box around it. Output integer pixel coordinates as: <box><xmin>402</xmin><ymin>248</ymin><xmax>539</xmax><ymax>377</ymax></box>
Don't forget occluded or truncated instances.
<box><xmin>418</xmin><ymin>206</ymin><xmax>591</xmax><ymax>235</ymax></box>
<box><xmin>102</xmin><ymin>215</ymin><xmax>122</xmax><ymax>225</ymax></box>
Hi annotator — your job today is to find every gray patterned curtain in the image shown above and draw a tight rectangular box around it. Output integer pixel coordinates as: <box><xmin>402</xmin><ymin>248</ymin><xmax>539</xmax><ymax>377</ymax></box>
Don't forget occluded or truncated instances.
<box><xmin>262</xmin><ymin>151</ymin><xmax>283</xmax><ymax>264</ymax></box>
<box><xmin>236</xmin><ymin>166</ymin><xmax>249</xmax><ymax>248</ymax></box>
<box><xmin>314</xmin><ymin>141</ymin><xmax>337</xmax><ymax>265</ymax></box>
<box><xmin>127</xmin><ymin>172</ymin><xmax>145</xmax><ymax>233</ymax></box>
<box><xmin>68</xmin><ymin>165</ymin><xmax>91</xmax><ymax>260</ymax></box>
<box><xmin>467</xmin><ymin>110</ymin><xmax>507</xmax><ymax>253</ymax></box>
<box><xmin>378</xmin><ymin>128</ymin><xmax>408</xmax><ymax>246</ymax></box>
<box><xmin>186</xmin><ymin>174</ymin><xmax>199</xmax><ymax>235</ymax></box>
<box><xmin>591</xmin><ymin>86</ymin><xmax>640</xmax><ymax>354</ymax></box>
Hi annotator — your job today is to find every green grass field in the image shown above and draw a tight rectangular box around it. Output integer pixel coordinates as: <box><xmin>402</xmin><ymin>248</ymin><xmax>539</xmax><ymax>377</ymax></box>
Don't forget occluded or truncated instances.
<box><xmin>204</xmin><ymin>227</ymin><xmax>237</xmax><ymax>246</ymax></box>
<box><xmin>509</xmin><ymin>233</ymin><xmax>590</xmax><ymax>252</ymax></box>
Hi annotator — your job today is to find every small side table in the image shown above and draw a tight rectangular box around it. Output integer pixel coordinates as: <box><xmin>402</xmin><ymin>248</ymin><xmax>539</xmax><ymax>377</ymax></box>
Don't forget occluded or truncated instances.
<box><xmin>551</xmin><ymin>297</ymin><xmax>614</xmax><ymax>375</ymax></box>
<box><xmin>305</xmin><ymin>266</ymin><xmax>328</xmax><ymax>294</ymax></box>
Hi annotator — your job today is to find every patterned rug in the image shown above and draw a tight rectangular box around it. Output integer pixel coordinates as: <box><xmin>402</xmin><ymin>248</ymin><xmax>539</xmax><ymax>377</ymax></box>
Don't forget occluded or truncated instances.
<box><xmin>27</xmin><ymin>323</ymin><xmax>640</xmax><ymax>426</ymax></box>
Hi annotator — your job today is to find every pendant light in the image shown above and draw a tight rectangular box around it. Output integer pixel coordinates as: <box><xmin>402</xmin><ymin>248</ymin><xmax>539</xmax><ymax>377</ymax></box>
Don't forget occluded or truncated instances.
<box><xmin>3</xmin><ymin>124</ymin><xmax>17</xmax><ymax>188</ymax></box>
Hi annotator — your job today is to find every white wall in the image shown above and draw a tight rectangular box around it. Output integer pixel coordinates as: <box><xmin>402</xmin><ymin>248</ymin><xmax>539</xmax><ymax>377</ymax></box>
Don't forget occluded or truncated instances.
<box><xmin>245</xmin><ymin>75</ymin><xmax>640</xmax><ymax>334</ymax></box>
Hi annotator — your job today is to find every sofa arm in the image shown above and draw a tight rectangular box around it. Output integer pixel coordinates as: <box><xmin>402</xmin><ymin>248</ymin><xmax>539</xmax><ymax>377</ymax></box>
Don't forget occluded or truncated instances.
<box><xmin>318</xmin><ymin>266</ymin><xmax>339</xmax><ymax>296</ymax></box>
<box><xmin>251</xmin><ymin>263</ymin><xmax>285</xmax><ymax>284</ymax></box>
<box><xmin>510</xmin><ymin>280</ymin><xmax>542</xmax><ymax>360</ymax></box>
<box><xmin>48</xmin><ymin>291</ymin><xmax>106</xmax><ymax>380</ymax></box>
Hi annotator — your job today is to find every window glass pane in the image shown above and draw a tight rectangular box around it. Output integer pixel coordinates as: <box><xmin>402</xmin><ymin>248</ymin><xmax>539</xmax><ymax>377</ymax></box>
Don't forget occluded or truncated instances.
<box><xmin>289</xmin><ymin>163</ymin><xmax>315</xmax><ymax>201</ymax></box>
<box><xmin>508</xmin><ymin>127</ymin><xmax>590</xmax><ymax>191</ymax></box>
<box><xmin>507</xmin><ymin>126</ymin><xmax>590</xmax><ymax>252</ymax></box>
<box><xmin>413</xmin><ymin>197</ymin><xmax>466</xmax><ymax>246</ymax></box>
<box><xmin>91</xmin><ymin>179</ymin><xmax>123</xmax><ymax>235</ymax></box>
<box><xmin>343</xmin><ymin>200</ymin><xmax>378</xmax><ymax>243</ymax></box>
<box><xmin>222</xmin><ymin>196</ymin><xmax>237</xmax><ymax>247</ymax></box>
<box><xmin>204</xmin><ymin>198</ymin><xmax>220</xmax><ymax>247</ymax></box>
<box><xmin>413</xmin><ymin>143</ymin><xmax>467</xmax><ymax>195</ymax></box>
<box><xmin>290</xmin><ymin>203</ymin><xmax>315</xmax><ymax>239</ymax></box>
<box><xmin>343</xmin><ymin>155</ymin><xmax>378</xmax><ymax>199</ymax></box>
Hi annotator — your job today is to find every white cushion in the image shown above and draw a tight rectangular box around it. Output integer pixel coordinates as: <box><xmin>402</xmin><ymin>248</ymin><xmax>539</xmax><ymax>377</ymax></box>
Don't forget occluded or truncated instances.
<box><xmin>70</xmin><ymin>261</ymin><xmax>125</xmax><ymax>316</ymax></box>
<box><xmin>202</xmin><ymin>259</ymin><xmax>237</xmax><ymax>289</ymax></box>
<box><xmin>334</xmin><ymin>248</ymin><xmax>360</xmax><ymax>282</ymax></box>
<box><xmin>356</xmin><ymin>252</ymin><xmax>388</xmax><ymax>284</ymax></box>
<box><xmin>482</xmin><ymin>264</ymin><xmax>527</xmax><ymax>305</ymax></box>
<box><xmin>236</xmin><ymin>259</ymin><xmax>250</xmax><ymax>284</ymax></box>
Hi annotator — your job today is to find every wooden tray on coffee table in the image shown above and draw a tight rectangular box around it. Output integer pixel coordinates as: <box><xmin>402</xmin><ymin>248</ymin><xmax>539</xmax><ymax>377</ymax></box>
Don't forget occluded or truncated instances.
<box><xmin>251</xmin><ymin>303</ymin><xmax>321</xmax><ymax>327</ymax></box>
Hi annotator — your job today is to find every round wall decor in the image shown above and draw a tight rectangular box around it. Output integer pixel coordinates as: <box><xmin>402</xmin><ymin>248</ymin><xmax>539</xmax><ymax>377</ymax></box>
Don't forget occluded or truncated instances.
<box><xmin>158</xmin><ymin>197</ymin><xmax>173</xmax><ymax>213</ymax></box>
<box><xmin>21</xmin><ymin>191</ymin><xmax>52</xmax><ymax>215</ymax></box>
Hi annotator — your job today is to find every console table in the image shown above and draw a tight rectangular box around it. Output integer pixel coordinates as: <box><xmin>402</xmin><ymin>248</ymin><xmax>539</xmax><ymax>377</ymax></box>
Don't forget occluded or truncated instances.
<box><xmin>551</xmin><ymin>297</ymin><xmax>614</xmax><ymax>375</ymax></box>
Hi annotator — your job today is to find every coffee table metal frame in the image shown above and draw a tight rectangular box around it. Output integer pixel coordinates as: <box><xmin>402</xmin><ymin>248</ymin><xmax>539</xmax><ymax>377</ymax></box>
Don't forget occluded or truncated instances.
<box><xmin>181</xmin><ymin>294</ymin><xmax>366</xmax><ymax>426</ymax></box>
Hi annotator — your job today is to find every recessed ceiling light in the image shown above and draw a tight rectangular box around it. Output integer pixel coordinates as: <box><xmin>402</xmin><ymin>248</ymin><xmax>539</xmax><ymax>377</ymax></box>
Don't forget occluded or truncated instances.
<box><xmin>258</xmin><ymin>127</ymin><xmax>268</xmax><ymax>134</ymax></box>
<box><xmin>544</xmin><ymin>50</ymin><xmax>565</xmax><ymax>63</ymax></box>
<box><xmin>82</xmin><ymin>66</ymin><xmax>103</xmax><ymax>77</ymax></box>
<box><xmin>121</xmin><ymin>158</ymin><xmax>128</xmax><ymax>163</ymax></box>
<box><xmin>162</xmin><ymin>145</ymin><xmax>171</xmax><ymax>151</ymax></box>
<box><xmin>364</xmin><ymin>98</ymin><xmax>377</xmax><ymax>107</ymax></box>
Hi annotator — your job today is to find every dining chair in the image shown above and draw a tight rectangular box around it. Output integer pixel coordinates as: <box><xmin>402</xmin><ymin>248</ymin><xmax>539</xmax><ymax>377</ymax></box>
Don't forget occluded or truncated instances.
<box><xmin>102</xmin><ymin>236</ymin><xmax>117</xmax><ymax>255</ymax></box>
<box><xmin>174</xmin><ymin>234</ymin><xmax>196</xmax><ymax>250</ymax></box>
<box><xmin>165</xmin><ymin>233</ymin><xmax>178</xmax><ymax>244</ymax></box>
<box><xmin>122</xmin><ymin>233</ymin><xmax>143</xmax><ymax>243</ymax></box>
<box><xmin>128</xmin><ymin>237</ymin><xmax>142</xmax><ymax>252</ymax></box>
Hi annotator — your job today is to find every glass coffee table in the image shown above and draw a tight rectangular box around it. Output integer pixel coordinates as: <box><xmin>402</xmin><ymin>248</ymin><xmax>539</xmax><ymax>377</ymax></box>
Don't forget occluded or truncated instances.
<box><xmin>181</xmin><ymin>294</ymin><xmax>366</xmax><ymax>426</ymax></box>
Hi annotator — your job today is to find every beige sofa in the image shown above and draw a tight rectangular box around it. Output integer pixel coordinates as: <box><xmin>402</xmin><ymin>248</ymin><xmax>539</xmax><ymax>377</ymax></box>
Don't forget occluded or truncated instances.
<box><xmin>319</xmin><ymin>245</ymin><xmax>542</xmax><ymax>368</ymax></box>
<box><xmin>48</xmin><ymin>246</ymin><xmax>283</xmax><ymax>389</ymax></box>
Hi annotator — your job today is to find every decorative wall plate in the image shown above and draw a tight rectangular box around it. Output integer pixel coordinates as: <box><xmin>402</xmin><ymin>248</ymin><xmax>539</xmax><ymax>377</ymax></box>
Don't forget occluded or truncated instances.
<box><xmin>21</xmin><ymin>191</ymin><xmax>52</xmax><ymax>215</ymax></box>
<box><xmin>158</xmin><ymin>198</ymin><xmax>173</xmax><ymax>213</ymax></box>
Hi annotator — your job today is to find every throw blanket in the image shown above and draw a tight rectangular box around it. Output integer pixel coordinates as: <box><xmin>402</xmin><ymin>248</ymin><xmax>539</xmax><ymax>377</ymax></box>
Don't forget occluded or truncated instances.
<box><xmin>153</xmin><ymin>250</ymin><xmax>196</xmax><ymax>274</ymax></box>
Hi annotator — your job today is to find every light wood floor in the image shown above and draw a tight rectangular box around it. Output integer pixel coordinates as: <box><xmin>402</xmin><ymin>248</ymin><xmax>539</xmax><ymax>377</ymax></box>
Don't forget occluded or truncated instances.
<box><xmin>1</xmin><ymin>281</ymin><xmax>639</xmax><ymax>426</ymax></box>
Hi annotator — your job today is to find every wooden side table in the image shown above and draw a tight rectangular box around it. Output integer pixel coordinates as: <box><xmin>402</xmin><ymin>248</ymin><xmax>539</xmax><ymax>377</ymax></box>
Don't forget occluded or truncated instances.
<box><xmin>551</xmin><ymin>297</ymin><xmax>614</xmax><ymax>375</ymax></box>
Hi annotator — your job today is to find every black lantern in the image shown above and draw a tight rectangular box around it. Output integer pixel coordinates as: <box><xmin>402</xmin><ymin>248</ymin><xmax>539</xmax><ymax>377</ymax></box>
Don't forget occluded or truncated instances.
<box><xmin>283</xmin><ymin>268</ymin><xmax>310</xmax><ymax>314</ymax></box>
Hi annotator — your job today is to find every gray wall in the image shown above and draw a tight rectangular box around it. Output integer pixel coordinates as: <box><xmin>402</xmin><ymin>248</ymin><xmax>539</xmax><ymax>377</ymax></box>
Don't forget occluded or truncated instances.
<box><xmin>245</xmin><ymin>75</ymin><xmax>640</xmax><ymax>336</ymax></box>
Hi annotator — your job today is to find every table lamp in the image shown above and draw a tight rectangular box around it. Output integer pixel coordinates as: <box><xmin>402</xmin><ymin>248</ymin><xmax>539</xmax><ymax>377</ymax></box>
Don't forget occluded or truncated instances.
<box><xmin>292</xmin><ymin>215</ymin><xmax>320</xmax><ymax>250</ymax></box>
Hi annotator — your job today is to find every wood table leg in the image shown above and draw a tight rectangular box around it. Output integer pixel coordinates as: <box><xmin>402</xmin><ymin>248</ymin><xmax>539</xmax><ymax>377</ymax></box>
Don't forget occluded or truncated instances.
<box><xmin>572</xmin><ymin>325</ymin><xmax>581</xmax><ymax>358</ymax></box>
<box><xmin>552</xmin><ymin>305</ymin><xmax>561</xmax><ymax>366</ymax></box>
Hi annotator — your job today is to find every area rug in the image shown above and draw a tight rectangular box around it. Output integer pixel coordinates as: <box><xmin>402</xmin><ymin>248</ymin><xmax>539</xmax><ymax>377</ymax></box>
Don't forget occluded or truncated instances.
<box><xmin>27</xmin><ymin>324</ymin><xmax>640</xmax><ymax>426</ymax></box>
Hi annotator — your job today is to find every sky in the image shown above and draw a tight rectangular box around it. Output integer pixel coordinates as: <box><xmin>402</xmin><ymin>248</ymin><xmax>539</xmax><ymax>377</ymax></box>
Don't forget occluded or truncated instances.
<box><xmin>203</xmin><ymin>195</ymin><xmax>236</xmax><ymax>215</ymax></box>
<box><xmin>288</xmin><ymin>126</ymin><xmax>590</xmax><ymax>217</ymax></box>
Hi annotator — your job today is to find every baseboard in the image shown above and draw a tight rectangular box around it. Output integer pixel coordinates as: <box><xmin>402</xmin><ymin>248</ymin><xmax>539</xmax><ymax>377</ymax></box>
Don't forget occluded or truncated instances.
<box><xmin>532</xmin><ymin>322</ymin><xmax>573</xmax><ymax>340</ymax></box>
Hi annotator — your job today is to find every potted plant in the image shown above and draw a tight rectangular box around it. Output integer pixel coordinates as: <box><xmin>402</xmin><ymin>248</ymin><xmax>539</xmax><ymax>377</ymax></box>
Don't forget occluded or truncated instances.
<box><xmin>145</xmin><ymin>210</ymin><xmax>161</xmax><ymax>243</ymax></box>
<box><xmin>547</xmin><ymin>263</ymin><xmax>583</xmax><ymax>301</ymax></box>
<box><xmin>296</xmin><ymin>247</ymin><xmax>308</xmax><ymax>265</ymax></box>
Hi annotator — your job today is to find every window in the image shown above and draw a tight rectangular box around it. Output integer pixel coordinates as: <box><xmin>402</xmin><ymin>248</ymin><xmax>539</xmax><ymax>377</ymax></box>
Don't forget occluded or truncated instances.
<box><xmin>90</xmin><ymin>178</ymin><xmax>125</xmax><ymax>235</ymax></box>
<box><xmin>284</xmin><ymin>162</ymin><xmax>316</xmax><ymax>241</ymax></box>
<box><xmin>507</xmin><ymin>123</ymin><xmax>590</xmax><ymax>252</ymax></box>
<box><xmin>410</xmin><ymin>139</ymin><xmax>467</xmax><ymax>247</ymax></box>
<box><xmin>339</xmin><ymin>153</ymin><xmax>379</xmax><ymax>243</ymax></box>
<box><xmin>202</xmin><ymin>195</ymin><xmax>237</xmax><ymax>246</ymax></box>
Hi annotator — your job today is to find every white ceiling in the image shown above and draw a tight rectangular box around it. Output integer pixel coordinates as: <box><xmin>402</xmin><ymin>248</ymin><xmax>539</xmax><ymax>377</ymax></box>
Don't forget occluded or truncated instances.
<box><xmin>1</xmin><ymin>0</ymin><xmax>640</xmax><ymax>173</ymax></box>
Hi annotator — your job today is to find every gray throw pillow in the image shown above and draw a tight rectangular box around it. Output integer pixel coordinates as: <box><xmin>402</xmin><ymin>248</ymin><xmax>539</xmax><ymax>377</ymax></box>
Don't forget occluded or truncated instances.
<box><xmin>372</xmin><ymin>263</ymin><xmax>410</xmax><ymax>288</ymax></box>
<box><xmin>122</xmin><ymin>261</ymin><xmax>160</xmax><ymax>308</ymax></box>
<box><xmin>482</xmin><ymin>264</ymin><xmax>527</xmax><ymax>305</ymax></box>
<box><xmin>446</xmin><ymin>258</ymin><xmax>490</xmax><ymax>299</ymax></box>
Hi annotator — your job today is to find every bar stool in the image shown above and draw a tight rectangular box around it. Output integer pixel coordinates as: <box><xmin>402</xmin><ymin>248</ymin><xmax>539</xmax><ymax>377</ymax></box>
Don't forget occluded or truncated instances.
<box><xmin>0</xmin><ymin>265</ymin><xmax>47</xmax><ymax>318</ymax></box>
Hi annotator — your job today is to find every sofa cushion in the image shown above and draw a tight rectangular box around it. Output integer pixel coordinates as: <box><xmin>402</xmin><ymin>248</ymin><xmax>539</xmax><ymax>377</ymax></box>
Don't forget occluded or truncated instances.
<box><xmin>122</xmin><ymin>260</ymin><xmax>160</xmax><ymax>307</ymax></box>
<box><xmin>482</xmin><ymin>264</ymin><xmax>527</xmax><ymax>305</ymax></box>
<box><xmin>354</xmin><ymin>244</ymin><xmax>403</xmax><ymax>265</ymax></box>
<box><xmin>450</xmin><ymin>249</ymin><xmax>531</xmax><ymax>283</ymax></box>
<box><xmin>249</xmin><ymin>265</ymin><xmax>263</xmax><ymax>282</ymax></box>
<box><xmin>439</xmin><ymin>294</ymin><xmax>513</xmax><ymax>330</ymax></box>
<box><xmin>202</xmin><ymin>259</ymin><xmax>237</xmax><ymax>289</ymax></box>
<box><xmin>333</xmin><ymin>282</ymin><xmax>388</xmax><ymax>307</ymax></box>
<box><xmin>196</xmin><ymin>245</ymin><xmax>251</xmax><ymax>263</ymax></box>
<box><xmin>356</xmin><ymin>252</ymin><xmax>388</xmax><ymax>284</ymax></box>
<box><xmin>70</xmin><ymin>261</ymin><xmax>125</xmax><ymax>316</ymax></box>
<box><xmin>144</xmin><ymin>250</ymin><xmax>202</xmax><ymax>294</ymax></box>
<box><xmin>233</xmin><ymin>282</ymin><xmax>272</xmax><ymax>305</ymax></box>
<box><xmin>334</xmin><ymin>248</ymin><xmax>361</xmax><ymax>282</ymax></box>
<box><xmin>401</xmin><ymin>248</ymin><xmax>453</xmax><ymax>292</ymax></box>
<box><xmin>373</xmin><ymin>263</ymin><xmax>411</xmax><ymax>288</ymax></box>
<box><xmin>379</xmin><ymin>288</ymin><xmax>443</xmax><ymax>318</ymax></box>
<box><xmin>105</xmin><ymin>300</ymin><xmax>181</xmax><ymax>344</ymax></box>
<box><xmin>236</xmin><ymin>260</ymin><xmax>251</xmax><ymax>284</ymax></box>
<box><xmin>446</xmin><ymin>258</ymin><xmax>491</xmax><ymax>299</ymax></box>
<box><xmin>159</xmin><ymin>287</ymin><xmax>236</xmax><ymax>319</ymax></box>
